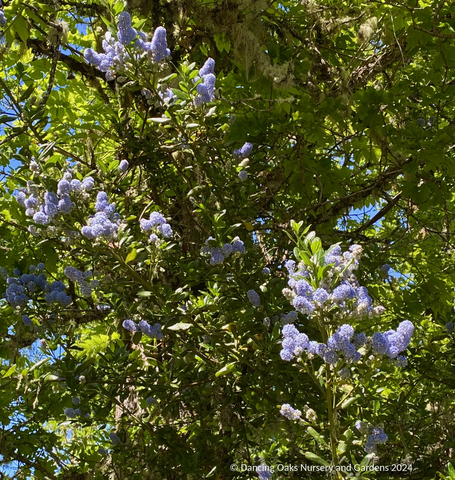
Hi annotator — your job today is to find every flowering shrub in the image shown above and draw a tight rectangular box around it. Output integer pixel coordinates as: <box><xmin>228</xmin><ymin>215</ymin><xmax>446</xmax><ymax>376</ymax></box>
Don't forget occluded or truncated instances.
<box><xmin>277</xmin><ymin>223</ymin><xmax>415</xmax><ymax>463</ymax></box>
<box><xmin>0</xmin><ymin>3</ymin><xmax>453</xmax><ymax>479</ymax></box>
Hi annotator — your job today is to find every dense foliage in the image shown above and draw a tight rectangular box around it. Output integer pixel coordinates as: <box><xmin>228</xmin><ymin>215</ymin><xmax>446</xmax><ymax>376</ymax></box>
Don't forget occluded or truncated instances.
<box><xmin>0</xmin><ymin>0</ymin><xmax>454</xmax><ymax>479</ymax></box>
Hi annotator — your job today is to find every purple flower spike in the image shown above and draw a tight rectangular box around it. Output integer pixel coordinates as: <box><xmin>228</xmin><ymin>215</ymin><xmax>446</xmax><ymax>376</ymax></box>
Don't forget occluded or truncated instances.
<box><xmin>117</xmin><ymin>11</ymin><xmax>137</xmax><ymax>45</ymax></box>
<box><xmin>151</xmin><ymin>27</ymin><xmax>171</xmax><ymax>62</ymax></box>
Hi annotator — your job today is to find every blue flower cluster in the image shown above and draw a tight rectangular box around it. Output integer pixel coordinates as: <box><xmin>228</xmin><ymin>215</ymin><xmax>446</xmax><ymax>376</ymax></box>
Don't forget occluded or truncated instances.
<box><xmin>247</xmin><ymin>289</ymin><xmax>261</xmax><ymax>307</ymax></box>
<box><xmin>280</xmin><ymin>403</ymin><xmax>302</xmax><ymax>420</ymax></box>
<box><xmin>97</xmin><ymin>303</ymin><xmax>111</xmax><ymax>311</ymax></box>
<box><xmin>135</xmin><ymin>26</ymin><xmax>171</xmax><ymax>62</ymax></box>
<box><xmin>200</xmin><ymin>236</ymin><xmax>245</xmax><ymax>265</ymax></box>
<box><xmin>280</xmin><ymin>315</ymin><xmax>413</xmax><ymax>368</ymax></box>
<box><xmin>233</xmin><ymin>142</ymin><xmax>253</xmax><ymax>158</ymax></box>
<box><xmin>371</xmin><ymin>320</ymin><xmax>413</xmax><ymax>365</ymax></box>
<box><xmin>119</xmin><ymin>159</ymin><xmax>129</xmax><ymax>173</ymax></box>
<box><xmin>65</xmin><ymin>407</ymin><xmax>82</xmax><ymax>418</ymax></box>
<box><xmin>2</xmin><ymin>264</ymin><xmax>72</xmax><ymax>309</ymax></box>
<box><xmin>16</xmin><ymin>171</ymin><xmax>94</xmax><ymax>229</ymax></box>
<box><xmin>283</xmin><ymin>244</ymin><xmax>385</xmax><ymax>320</ymax></box>
<box><xmin>361</xmin><ymin>425</ymin><xmax>388</xmax><ymax>454</ymax></box>
<box><xmin>117</xmin><ymin>11</ymin><xmax>137</xmax><ymax>45</ymax></box>
<box><xmin>45</xmin><ymin>280</ymin><xmax>72</xmax><ymax>306</ymax></box>
<box><xmin>158</xmin><ymin>88</ymin><xmax>176</xmax><ymax>105</ymax></box>
<box><xmin>280</xmin><ymin>241</ymin><xmax>414</xmax><ymax>367</ymax></box>
<box><xmin>257</xmin><ymin>464</ymin><xmax>273</xmax><ymax>480</ymax></box>
<box><xmin>148</xmin><ymin>27</ymin><xmax>171</xmax><ymax>62</ymax></box>
<box><xmin>280</xmin><ymin>310</ymin><xmax>298</xmax><ymax>325</ymax></box>
<box><xmin>380</xmin><ymin>263</ymin><xmax>391</xmax><ymax>274</ymax></box>
<box><xmin>446</xmin><ymin>321</ymin><xmax>454</xmax><ymax>333</ymax></box>
<box><xmin>84</xmin><ymin>35</ymin><xmax>127</xmax><ymax>81</ymax></box>
<box><xmin>109</xmin><ymin>432</ymin><xmax>121</xmax><ymax>445</ymax></box>
<box><xmin>238</xmin><ymin>170</ymin><xmax>248</xmax><ymax>181</ymax></box>
<box><xmin>81</xmin><ymin>191</ymin><xmax>120</xmax><ymax>240</ymax></box>
<box><xmin>64</xmin><ymin>266</ymin><xmax>96</xmax><ymax>297</ymax></box>
<box><xmin>84</xmin><ymin>12</ymin><xmax>170</xmax><ymax>81</ymax></box>
<box><xmin>140</xmin><ymin>211</ymin><xmax>172</xmax><ymax>241</ymax></box>
<box><xmin>194</xmin><ymin>58</ymin><xmax>216</xmax><ymax>106</ymax></box>
<box><xmin>0</xmin><ymin>11</ymin><xmax>6</xmax><ymax>26</ymax></box>
<box><xmin>323</xmin><ymin>324</ymin><xmax>362</xmax><ymax>363</ymax></box>
<box><xmin>122</xmin><ymin>319</ymin><xmax>163</xmax><ymax>340</ymax></box>
<box><xmin>280</xmin><ymin>324</ymin><xmax>310</xmax><ymax>361</ymax></box>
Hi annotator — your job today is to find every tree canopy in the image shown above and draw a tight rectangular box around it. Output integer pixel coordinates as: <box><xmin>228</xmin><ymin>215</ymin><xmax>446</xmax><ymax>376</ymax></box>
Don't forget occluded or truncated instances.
<box><xmin>0</xmin><ymin>0</ymin><xmax>454</xmax><ymax>479</ymax></box>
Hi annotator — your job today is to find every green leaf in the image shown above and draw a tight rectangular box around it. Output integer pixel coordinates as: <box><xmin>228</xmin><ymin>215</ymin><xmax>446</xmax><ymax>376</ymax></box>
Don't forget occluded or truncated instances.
<box><xmin>305</xmin><ymin>231</ymin><xmax>316</xmax><ymax>244</ymax></box>
<box><xmin>0</xmin><ymin>115</ymin><xmax>16</xmax><ymax>124</ymax></box>
<box><xmin>113</xmin><ymin>1</ymin><xmax>124</xmax><ymax>14</ymax></box>
<box><xmin>310</xmin><ymin>237</ymin><xmax>322</xmax><ymax>254</ymax></box>
<box><xmin>125</xmin><ymin>248</ymin><xmax>137</xmax><ymax>264</ymax></box>
<box><xmin>293</xmin><ymin>247</ymin><xmax>302</xmax><ymax>262</ymax></box>
<box><xmin>19</xmin><ymin>84</ymin><xmax>35</xmax><ymax>102</ymax></box>
<box><xmin>300</xmin><ymin>250</ymin><xmax>311</xmax><ymax>266</ymax></box>
<box><xmin>14</xmin><ymin>15</ymin><xmax>29</xmax><ymax>43</ymax></box>
<box><xmin>307</xmin><ymin>427</ymin><xmax>328</xmax><ymax>448</ymax></box>
<box><xmin>337</xmin><ymin>441</ymin><xmax>347</xmax><ymax>455</ymax></box>
<box><xmin>214</xmin><ymin>33</ymin><xmax>231</xmax><ymax>53</ymax></box>
<box><xmin>28</xmin><ymin>358</ymin><xmax>50</xmax><ymax>373</ymax></box>
<box><xmin>290</xmin><ymin>219</ymin><xmax>302</xmax><ymax>234</ymax></box>
<box><xmin>341</xmin><ymin>396</ymin><xmax>358</xmax><ymax>410</ymax></box>
<box><xmin>215</xmin><ymin>362</ymin><xmax>237</xmax><ymax>377</ymax></box>
<box><xmin>167</xmin><ymin>323</ymin><xmax>192</xmax><ymax>331</ymax></box>
<box><xmin>75</xmin><ymin>358</ymin><xmax>95</xmax><ymax>374</ymax></box>
<box><xmin>360</xmin><ymin>452</ymin><xmax>372</xmax><ymax>467</ymax></box>
<box><xmin>148</xmin><ymin>117</ymin><xmax>171</xmax><ymax>123</ymax></box>
<box><xmin>100</xmin><ymin>15</ymin><xmax>115</xmax><ymax>31</ymax></box>
<box><xmin>304</xmin><ymin>452</ymin><xmax>330</xmax><ymax>466</ymax></box>
<box><xmin>2</xmin><ymin>365</ymin><xmax>16</xmax><ymax>378</ymax></box>
<box><xmin>448</xmin><ymin>463</ymin><xmax>455</xmax><ymax>480</ymax></box>
<box><xmin>129</xmin><ymin>350</ymin><xmax>141</xmax><ymax>360</ymax></box>
<box><xmin>159</xmin><ymin>73</ymin><xmax>178</xmax><ymax>83</ymax></box>
<box><xmin>132</xmin><ymin>331</ymin><xmax>142</xmax><ymax>344</ymax></box>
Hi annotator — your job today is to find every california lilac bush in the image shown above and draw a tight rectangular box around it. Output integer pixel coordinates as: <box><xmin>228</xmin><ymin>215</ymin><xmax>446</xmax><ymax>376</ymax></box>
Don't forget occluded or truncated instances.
<box><xmin>278</xmin><ymin>223</ymin><xmax>415</xmax><ymax>460</ymax></box>
<box><xmin>1</xmin><ymin>3</ymin><xmax>452</xmax><ymax>478</ymax></box>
